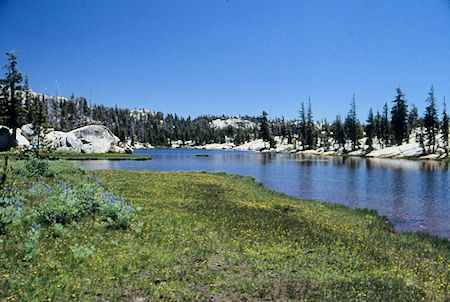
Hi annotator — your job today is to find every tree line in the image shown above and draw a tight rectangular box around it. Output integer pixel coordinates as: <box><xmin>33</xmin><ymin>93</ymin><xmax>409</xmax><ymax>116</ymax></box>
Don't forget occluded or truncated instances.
<box><xmin>259</xmin><ymin>86</ymin><xmax>447</xmax><ymax>155</ymax></box>
<box><xmin>1</xmin><ymin>52</ymin><xmax>449</xmax><ymax>155</ymax></box>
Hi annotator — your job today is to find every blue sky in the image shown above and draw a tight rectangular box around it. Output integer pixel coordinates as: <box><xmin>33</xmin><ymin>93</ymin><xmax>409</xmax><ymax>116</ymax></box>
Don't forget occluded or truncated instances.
<box><xmin>1</xmin><ymin>0</ymin><xmax>449</xmax><ymax>121</ymax></box>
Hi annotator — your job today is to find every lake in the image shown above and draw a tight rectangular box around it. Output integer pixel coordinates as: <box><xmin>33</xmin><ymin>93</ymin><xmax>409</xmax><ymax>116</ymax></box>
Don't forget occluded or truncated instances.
<box><xmin>77</xmin><ymin>149</ymin><xmax>450</xmax><ymax>239</ymax></box>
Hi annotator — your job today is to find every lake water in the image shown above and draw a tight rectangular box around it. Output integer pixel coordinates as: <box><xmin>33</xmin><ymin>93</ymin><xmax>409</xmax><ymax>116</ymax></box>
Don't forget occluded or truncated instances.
<box><xmin>77</xmin><ymin>149</ymin><xmax>450</xmax><ymax>239</ymax></box>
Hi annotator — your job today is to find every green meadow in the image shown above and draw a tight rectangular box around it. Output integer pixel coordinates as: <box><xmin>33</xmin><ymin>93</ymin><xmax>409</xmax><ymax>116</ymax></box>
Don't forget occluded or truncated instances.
<box><xmin>0</xmin><ymin>159</ymin><xmax>448</xmax><ymax>301</ymax></box>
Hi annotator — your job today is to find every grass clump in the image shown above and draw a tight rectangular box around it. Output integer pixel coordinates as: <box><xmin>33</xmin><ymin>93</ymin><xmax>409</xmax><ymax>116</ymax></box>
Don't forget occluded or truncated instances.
<box><xmin>0</xmin><ymin>159</ymin><xmax>448</xmax><ymax>301</ymax></box>
<box><xmin>12</xmin><ymin>157</ymin><xmax>85</xmax><ymax>178</ymax></box>
<box><xmin>194</xmin><ymin>154</ymin><xmax>209</xmax><ymax>157</ymax></box>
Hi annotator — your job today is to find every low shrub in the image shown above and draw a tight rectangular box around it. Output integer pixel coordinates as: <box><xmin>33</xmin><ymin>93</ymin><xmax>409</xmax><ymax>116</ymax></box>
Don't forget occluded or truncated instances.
<box><xmin>34</xmin><ymin>181</ymin><xmax>101</xmax><ymax>225</ymax></box>
<box><xmin>99</xmin><ymin>193</ymin><xmax>136</xmax><ymax>229</ymax></box>
<box><xmin>28</xmin><ymin>178</ymin><xmax>135</xmax><ymax>228</ymax></box>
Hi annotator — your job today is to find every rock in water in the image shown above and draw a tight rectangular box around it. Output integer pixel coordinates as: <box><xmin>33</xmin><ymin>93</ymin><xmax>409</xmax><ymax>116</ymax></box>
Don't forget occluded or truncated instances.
<box><xmin>45</xmin><ymin>125</ymin><xmax>126</xmax><ymax>153</ymax></box>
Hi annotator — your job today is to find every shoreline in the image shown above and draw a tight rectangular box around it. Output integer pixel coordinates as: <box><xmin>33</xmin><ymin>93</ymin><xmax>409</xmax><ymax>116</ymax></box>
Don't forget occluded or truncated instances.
<box><xmin>135</xmin><ymin>146</ymin><xmax>450</xmax><ymax>162</ymax></box>
<box><xmin>0</xmin><ymin>152</ymin><xmax>152</xmax><ymax>161</ymax></box>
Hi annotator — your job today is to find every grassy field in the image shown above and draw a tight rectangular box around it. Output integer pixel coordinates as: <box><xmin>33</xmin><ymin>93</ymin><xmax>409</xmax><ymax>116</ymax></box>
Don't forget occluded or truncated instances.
<box><xmin>0</xmin><ymin>161</ymin><xmax>448</xmax><ymax>301</ymax></box>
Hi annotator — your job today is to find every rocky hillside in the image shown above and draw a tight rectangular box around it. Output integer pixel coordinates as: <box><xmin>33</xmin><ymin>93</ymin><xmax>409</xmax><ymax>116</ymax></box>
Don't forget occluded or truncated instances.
<box><xmin>1</xmin><ymin>124</ymin><xmax>131</xmax><ymax>154</ymax></box>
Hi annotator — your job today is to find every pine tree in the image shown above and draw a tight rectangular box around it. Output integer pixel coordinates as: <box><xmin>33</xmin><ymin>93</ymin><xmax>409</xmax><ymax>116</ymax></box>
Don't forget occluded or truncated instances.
<box><xmin>234</xmin><ymin>129</ymin><xmax>245</xmax><ymax>145</ymax></box>
<box><xmin>390</xmin><ymin>88</ymin><xmax>408</xmax><ymax>145</ymax></box>
<box><xmin>423</xmin><ymin>86</ymin><xmax>439</xmax><ymax>153</ymax></box>
<box><xmin>407</xmin><ymin>104</ymin><xmax>418</xmax><ymax>142</ymax></box>
<box><xmin>332</xmin><ymin>115</ymin><xmax>345</xmax><ymax>148</ymax></box>
<box><xmin>319</xmin><ymin>119</ymin><xmax>332</xmax><ymax>150</ymax></box>
<box><xmin>286</xmin><ymin>123</ymin><xmax>293</xmax><ymax>144</ymax></box>
<box><xmin>280</xmin><ymin>119</ymin><xmax>287</xmax><ymax>138</ymax></box>
<box><xmin>365</xmin><ymin>108</ymin><xmax>375</xmax><ymax>151</ymax></box>
<box><xmin>374</xmin><ymin>111</ymin><xmax>382</xmax><ymax>144</ymax></box>
<box><xmin>380</xmin><ymin>103</ymin><xmax>391</xmax><ymax>147</ymax></box>
<box><xmin>31</xmin><ymin>95</ymin><xmax>49</xmax><ymax>156</ymax></box>
<box><xmin>442</xmin><ymin>97</ymin><xmax>449</xmax><ymax>155</ymax></box>
<box><xmin>23</xmin><ymin>74</ymin><xmax>32</xmax><ymax>123</ymax></box>
<box><xmin>298</xmin><ymin>102</ymin><xmax>306</xmax><ymax>149</ymax></box>
<box><xmin>344</xmin><ymin>95</ymin><xmax>362</xmax><ymax>151</ymax></box>
<box><xmin>259</xmin><ymin>111</ymin><xmax>274</xmax><ymax>148</ymax></box>
<box><xmin>304</xmin><ymin>99</ymin><xmax>317</xmax><ymax>149</ymax></box>
<box><xmin>60</xmin><ymin>101</ymin><xmax>69</xmax><ymax>131</ymax></box>
<box><xmin>0</xmin><ymin>51</ymin><xmax>25</xmax><ymax>146</ymax></box>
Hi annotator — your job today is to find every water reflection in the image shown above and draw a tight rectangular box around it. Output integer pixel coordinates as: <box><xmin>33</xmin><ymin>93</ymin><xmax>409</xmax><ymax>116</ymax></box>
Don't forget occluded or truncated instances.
<box><xmin>390</xmin><ymin>170</ymin><xmax>406</xmax><ymax>230</ymax></box>
<box><xmin>345</xmin><ymin>165</ymin><xmax>359</xmax><ymax>207</ymax></box>
<box><xmin>299</xmin><ymin>163</ymin><xmax>314</xmax><ymax>199</ymax></box>
<box><xmin>392</xmin><ymin>170</ymin><xmax>405</xmax><ymax>204</ymax></box>
<box><xmin>77</xmin><ymin>149</ymin><xmax>449</xmax><ymax>239</ymax></box>
<box><xmin>421</xmin><ymin>172</ymin><xmax>438</xmax><ymax>235</ymax></box>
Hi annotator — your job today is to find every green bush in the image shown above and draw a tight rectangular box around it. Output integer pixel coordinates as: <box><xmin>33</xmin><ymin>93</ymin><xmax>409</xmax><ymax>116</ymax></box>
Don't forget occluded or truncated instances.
<box><xmin>28</xmin><ymin>178</ymin><xmax>135</xmax><ymax>228</ymax></box>
<box><xmin>37</xmin><ymin>186</ymin><xmax>82</xmax><ymax>225</ymax></box>
<box><xmin>99</xmin><ymin>193</ymin><xmax>136</xmax><ymax>229</ymax></box>
<box><xmin>35</xmin><ymin>181</ymin><xmax>100</xmax><ymax>225</ymax></box>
